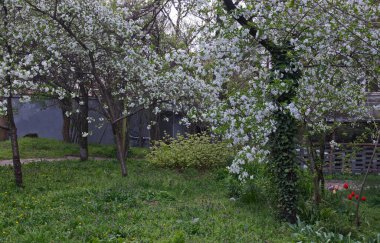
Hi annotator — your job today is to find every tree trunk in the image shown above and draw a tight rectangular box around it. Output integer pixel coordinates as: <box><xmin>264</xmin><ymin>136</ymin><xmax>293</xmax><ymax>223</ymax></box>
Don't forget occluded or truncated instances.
<box><xmin>318</xmin><ymin>135</ymin><xmax>326</xmax><ymax>196</ymax></box>
<box><xmin>313</xmin><ymin>171</ymin><xmax>322</xmax><ymax>204</ymax></box>
<box><xmin>60</xmin><ymin>98</ymin><xmax>71</xmax><ymax>143</ymax></box>
<box><xmin>307</xmin><ymin>136</ymin><xmax>322</xmax><ymax>205</ymax></box>
<box><xmin>112</xmin><ymin>120</ymin><xmax>128</xmax><ymax>177</ymax></box>
<box><xmin>138</xmin><ymin>110</ymin><xmax>144</xmax><ymax>147</ymax></box>
<box><xmin>124</xmin><ymin>122</ymin><xmax>130</xmax><ymax>158</ymax></box>
<box><xmin>269</xmin><ymin>111</ymin><xmax>298</xmax><ymax>223</ymax></box>
<box><xmin>267</xmin><ymin>47</ymin><xmax>301</xmax><ymax>224</ymax></box>
<box><xmin>0</xmin><ymin>116</ymin><xmax>8</xmax><ymax>141</ymax></box>
<box><xmin>62</xmin><ymin>114</ymin><xmax>71</xmax><ymax>143</ymax></box>
<box><xmin>2</xmin><ymin>1</ymin><xmax>22</xmax><ymax>187</ymax></box>
<box><xmin>7</xmin><ymin>97</ymin><xmax>23</xmax><ymax>187</ymax></box>
<box><xmin>149</xmin><ymin>114</ymin><xmax>160</xmax><ymax>144</ymax></box>
<box><xmin>79</xmin><ymin>84</ymin><xmax>89</xmax><ymax>161</ymax></box>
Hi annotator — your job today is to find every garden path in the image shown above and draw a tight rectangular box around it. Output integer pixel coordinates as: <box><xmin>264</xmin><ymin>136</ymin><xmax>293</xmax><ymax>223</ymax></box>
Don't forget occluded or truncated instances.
<box><xmin>0</xmin><ymin>156</ymin><xmax>109</xmax><ymax>166</ymax></box>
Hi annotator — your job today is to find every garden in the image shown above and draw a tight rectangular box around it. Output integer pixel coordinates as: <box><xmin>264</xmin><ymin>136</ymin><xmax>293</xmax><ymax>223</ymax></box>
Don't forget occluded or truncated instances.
<box><xmin>1</xmin><ymin>0</ymin><xmax>380</xmax><ymax>242</ymax></box>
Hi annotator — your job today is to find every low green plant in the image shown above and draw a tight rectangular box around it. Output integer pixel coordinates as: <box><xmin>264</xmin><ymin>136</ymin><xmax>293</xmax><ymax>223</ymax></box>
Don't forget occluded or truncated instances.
<box><xmin>166</xmin><ymin>231</ymin><xmax>186</xmax><ymax>243</ymax></box>
<box><xmin>297</xmin><ymin>180</ymin><xmax>380</xmax><ymax>239</ymax></box>
<box><xmin>147</xmin><ymin>133</ymin><xmax>235</xmax><ymax>169</ymax></box>
<box><xmin>226</xmin><ymin>162</ymin><xmax>274</xmax><ymax>204</ymax></box>
<box><xmin>290</xmin><ymin>217</ymin><xmax>380</xmax><ymax>243</ymax></box>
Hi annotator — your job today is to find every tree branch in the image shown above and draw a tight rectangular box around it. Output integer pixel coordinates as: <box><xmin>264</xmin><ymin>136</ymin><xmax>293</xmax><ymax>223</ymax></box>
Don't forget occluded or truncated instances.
<box><xmin>222</xmin><ymin>0</ymin><xmax>276</xmax><ymax>51</ymax></box>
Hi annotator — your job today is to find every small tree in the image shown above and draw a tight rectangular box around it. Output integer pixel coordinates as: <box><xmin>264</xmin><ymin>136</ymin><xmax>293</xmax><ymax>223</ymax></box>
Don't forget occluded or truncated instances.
<box><xmin>25</xmin><ymin>0</ymin><xmax>217</xmax><ymax>176</ymax></box>
<box><xmin>0</xmin><ymin>0</ymin><xmax>48</xmax><ymax>187</ymax></box>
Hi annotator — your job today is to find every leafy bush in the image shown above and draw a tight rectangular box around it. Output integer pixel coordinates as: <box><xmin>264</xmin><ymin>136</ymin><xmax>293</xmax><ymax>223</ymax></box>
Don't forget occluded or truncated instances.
<box><xmin>290</xmin><ymin>217</ymin><xmax>380</xmax><ymax>243</ymax></box>
<box><xmin>297</xmin><ymin>180</ymin><xmax>380</xmax><ymax>238</ymax></box>
<box><xmin>226</xmin><ymin>162</ymin><xmax>274</xmax><ymax>204</ymax></box>
<box><xmin>147</xmin><ymin>133</ymin><xmax>235</xmax><ymax>169</ymax></box>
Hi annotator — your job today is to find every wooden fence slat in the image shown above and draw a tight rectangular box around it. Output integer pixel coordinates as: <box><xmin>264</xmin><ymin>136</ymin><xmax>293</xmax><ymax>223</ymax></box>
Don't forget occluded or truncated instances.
<box><xmin>298</xmin><ymin>144</ymin><xmax>380</xmax><ymax>174</ymax></box>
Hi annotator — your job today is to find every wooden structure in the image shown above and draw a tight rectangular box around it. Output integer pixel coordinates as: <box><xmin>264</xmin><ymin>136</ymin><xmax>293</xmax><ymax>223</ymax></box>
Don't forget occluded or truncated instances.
<box><xmin>296</xmin><ymin>92</ymin><xmax>380</xmax><ymax>174</ymax></box>
<box><xmin>298</xmin><ymin>144</ymin><xmax>380</xmax><ymax>174</ymax></box>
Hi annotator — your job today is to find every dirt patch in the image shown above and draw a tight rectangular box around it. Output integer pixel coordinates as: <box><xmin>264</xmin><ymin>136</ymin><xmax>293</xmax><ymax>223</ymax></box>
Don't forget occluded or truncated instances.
<box><xmin>325</xmin><ymin>179</ymin><xmax>380</xmax><ymax>190</ymax></box>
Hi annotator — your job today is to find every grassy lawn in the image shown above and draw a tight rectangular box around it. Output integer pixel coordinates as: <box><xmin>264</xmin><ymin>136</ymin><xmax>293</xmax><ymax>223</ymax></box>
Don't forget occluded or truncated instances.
<box><xmin>0</xmin><ymin>159</ymin><xmax>291</xmax><ymax>242</ymax></box>
<box><xmin>0</xmin><ymin>137</ymin><xmax>148</xmax><ymax>160</ymax></box>
<box><xmin>0</xmin><ymin>138</ymin><xmax>379</xmax><ymax>242</ymax></box>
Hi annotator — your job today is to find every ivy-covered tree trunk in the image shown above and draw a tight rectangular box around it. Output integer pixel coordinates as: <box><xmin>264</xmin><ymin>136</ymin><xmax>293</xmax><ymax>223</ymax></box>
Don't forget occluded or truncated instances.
<box><xmin>269</xmin><ymin>112</ymin><xmax>298</xmax><ymax>223</ymax></box>
<box><xmin>268</xmin><ymin>49</ymin><xmax>300</xmax><ymax>223</ymax></box>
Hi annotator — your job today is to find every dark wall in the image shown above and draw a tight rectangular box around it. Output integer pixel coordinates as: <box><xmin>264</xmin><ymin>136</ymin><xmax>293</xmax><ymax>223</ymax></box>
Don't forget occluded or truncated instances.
<box><xmin>14</xmin><ymin>99</ymin><xmax>64</xmax><ymax>141</ymax></box>
<box><xmin>12</xmin><ymin>98</ymin><xmax>188</xmax><ymax>146</ymax></box>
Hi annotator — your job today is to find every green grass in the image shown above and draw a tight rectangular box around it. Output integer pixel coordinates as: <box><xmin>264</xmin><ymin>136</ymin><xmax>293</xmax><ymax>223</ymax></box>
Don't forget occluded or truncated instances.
<box><xmin>0</xmin><ymin>137</ymin><xmax>148</xmax><ymax>160</ymax></box>
<box><xmin>0</xmin><ymin>138</ymin><xmax>379</xmax><ymax>242</ymax></box>
<box><xmin>0</xmin><ymin>159</ymin><xmax>292</xmax><ymax>242</ymax></box>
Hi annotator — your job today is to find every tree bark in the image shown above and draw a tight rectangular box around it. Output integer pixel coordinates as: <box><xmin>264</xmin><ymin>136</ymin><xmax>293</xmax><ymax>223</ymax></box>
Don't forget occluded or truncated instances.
<box><xmin>62</xmin><ymin>113</ymin><xmax>71</xmax><ymax>143</ymax></box>
<box><xmin>149</xmin><ymin>102</ymin><xmax>160</xmax><ymax>145</ymax></box>
<box><xmin>79</xmin><ymin>84</ymin><xmax>89</xmax><ymax>161</ymax></box>
<box><xmin>318</xmin><ymin>134</ymin><xmax>326</xmax><ymax>196</ymax></box>
<box><xmin>307</xmin><ymin>136</ymin><xmax>322</xmax><ymax>205</ymax></box>
<box><xmin>138</xmin><ymin>110</ymin><xmax>144</xmax><ymax>147</ymax></box>
<box><xmin>60</xmin><ymin>98</ymin><xmax>71</xmax><ymax>143</ymax></box>
<box><xmin>112</xmin><ymin>119</ymin><xmax>128</xmax><ymax>177</ymax></box>
<box><xmin>0</xmin><ymin>116</ymin><xmax>8</xmax><ymax>141</ymax></box>
<box><xmin>7</xmin><ymin>97</ymin><xmax>23</xmax><ymax>187</ymax></box>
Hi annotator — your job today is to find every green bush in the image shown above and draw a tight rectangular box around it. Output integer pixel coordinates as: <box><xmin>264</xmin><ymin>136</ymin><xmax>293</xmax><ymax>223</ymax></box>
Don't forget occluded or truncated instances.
<box><xmin>290</xmin><ymin>217</ymin><xmax>380</xmax><ymax>243</ymax></box>
<box><xmin>226</xmin><ymin>162</ymin><xmax>274</xmax><ymax>204</ymax></box>
<box><xmin>147</xmin><ymin>133</ymin><xmax>235</xmax><ymax>169</ymax></box>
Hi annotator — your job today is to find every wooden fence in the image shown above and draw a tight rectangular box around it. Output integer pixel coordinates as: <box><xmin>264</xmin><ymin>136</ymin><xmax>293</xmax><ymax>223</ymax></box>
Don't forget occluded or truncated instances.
<box><xmin>298</xmin><ymin>144</ymin><xmax>380</xmax><ymax>174</ymax></box>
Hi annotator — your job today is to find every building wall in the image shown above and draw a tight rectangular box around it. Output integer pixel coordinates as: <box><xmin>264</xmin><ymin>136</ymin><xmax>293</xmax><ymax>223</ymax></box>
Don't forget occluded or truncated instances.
<box><xmin>10</xmin><ymin>98</ymin><xmax>188</xmax><ymax>146</ymax></box>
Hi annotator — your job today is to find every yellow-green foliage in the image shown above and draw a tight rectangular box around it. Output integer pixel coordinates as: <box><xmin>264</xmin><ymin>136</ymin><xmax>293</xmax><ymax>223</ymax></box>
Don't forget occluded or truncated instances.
<box><xmin>147</xmin><ymin>133</ymin><xmax>235</xmax><ymax>169</ymax></box>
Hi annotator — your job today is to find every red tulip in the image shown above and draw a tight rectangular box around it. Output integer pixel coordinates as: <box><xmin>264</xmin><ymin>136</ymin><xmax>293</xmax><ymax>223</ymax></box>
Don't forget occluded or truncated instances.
<box><xmin>351</xmin><ymin>191</ymin><xmax>355</xmax><ymax>196</ymax></box>
<box><xmin>355</xmin><ymin>195</ymin><xmax>359</xmax><ymax>200</ymax></box>
<box><xmin>361</xmin><ymin>196</ymin><xmax>366</xmax><ymax>201</ymax></box>
<box><xmin>348</xmin><ymin>194</ymin><xmax>353</xmax><ymax>200</ymax></box>
<box><xmin>343</xmin><ymin>183</ymin><xmax>349</xmax><ymax>189</ymax></box>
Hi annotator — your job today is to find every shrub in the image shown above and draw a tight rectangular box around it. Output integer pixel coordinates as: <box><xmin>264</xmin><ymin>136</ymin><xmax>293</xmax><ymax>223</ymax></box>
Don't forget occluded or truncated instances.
<box><xmin>290</xmin><ymin>217</ymin><xmax>380</xmax><ymax>243</ymax></box>
<box><xmin>297</xmin><ymin>181</ymin><xmax>378</xmax><ymax>238</ymax></box>
<box><xmin>226</xmin><ymin>162</ymin><xmax>274</xmax><ymax>204</ymax></box>
<box><xmin>147</xmin><ymin>133</ymin><xmax>235</xmax><ymax>169</ymax></box>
